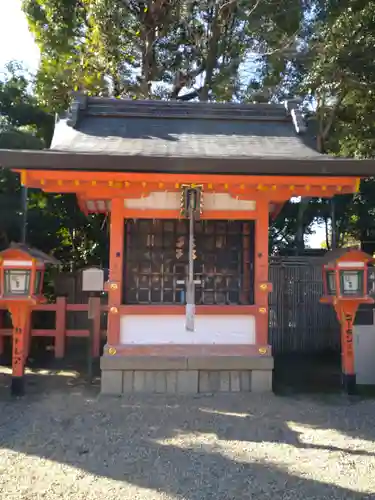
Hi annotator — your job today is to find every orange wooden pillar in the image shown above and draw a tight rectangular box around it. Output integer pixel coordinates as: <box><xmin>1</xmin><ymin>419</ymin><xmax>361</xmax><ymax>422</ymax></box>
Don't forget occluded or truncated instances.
<box><xmin>254</xmin><ymin>200</ymin><xmax>270</xmax><ymax>346</ymax></box>
<box><xmin>107</xmin><ymin>198</ymin><xmax>124</xmax><ymax>346</ymax></box>
<box><xmin>8</xmin><ymin>303</ymin><xmax>32</xmax><ymax>396</ymax></box>
<box><xmin>0</xmin><ymin>310</ymin><xmax>4</xmax><ymax>356</ymax></box>
<box><xmin>335</xmin><ymin>301</ymin><xmax>358</xmax><ymax>394</ymax></box>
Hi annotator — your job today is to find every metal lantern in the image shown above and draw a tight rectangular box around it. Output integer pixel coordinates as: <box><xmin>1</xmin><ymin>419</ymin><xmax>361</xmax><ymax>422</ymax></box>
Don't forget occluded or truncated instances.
<box><xmin>4</xmin><ymin>268</ymin><xmax>31</xmax><ymax>296</ymax></box>
<box><xmin>320</xmin><ymin>248</ymin><xmax>374</xmax><ymax>395</ymax></box>
<box><xmin>35</xmin><ymin>269</ymin><xmax>43</xmax><ymax>294</ymax></box>
<box><xmin>326</xmin><ymin>270</ymin><xmax>336</xmax><ymax>296</ymax></box>
<box><xmin>322</xmin><ymin>249</ymin><xmax>371</xmax><ymax>300</ymax></box>
<box><xmin>0</xmin><ymin>243</ymin><xmax>59</xmax><ymax>397</ymax></box>
<box><xmin>0</xmin><ymin>243</ymin><xmax>59</xmax><ymax>302</ymax></box>
<box><xmin>340</xmin><ymin>269</ymin><xmax>364</xmax><ymax>297</ymax></box>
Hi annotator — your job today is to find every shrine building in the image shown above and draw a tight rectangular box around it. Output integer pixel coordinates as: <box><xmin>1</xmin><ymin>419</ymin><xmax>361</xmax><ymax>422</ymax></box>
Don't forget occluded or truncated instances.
<box><xmin>0</xmin><ymin>96</ymin><xmax>371</xmax><ymax>394</ymax></box>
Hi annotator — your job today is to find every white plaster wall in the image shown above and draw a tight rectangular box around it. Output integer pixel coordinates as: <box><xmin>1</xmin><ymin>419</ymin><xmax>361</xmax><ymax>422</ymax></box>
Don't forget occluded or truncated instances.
<box><xmin>120</xmin><ymin>314</ymin><xmax>256</xmax><ymax>344</ymax></box>
<box><xmin>124</xmin><ymin>192</ymin><xmax>256</xmax><ymax>211</ymax></box>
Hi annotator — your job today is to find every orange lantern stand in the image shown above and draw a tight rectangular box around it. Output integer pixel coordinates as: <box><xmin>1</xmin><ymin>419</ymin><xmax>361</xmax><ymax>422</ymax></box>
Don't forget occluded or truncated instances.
<box><xmin>320</xmin><ymin>248</ymin><xmax>374</xmax><ymax>394</ymax></box>
<box><xmin>0</xmin><ymin>243</ymin><xmax>58</xmax><ymax>396</ymax></box>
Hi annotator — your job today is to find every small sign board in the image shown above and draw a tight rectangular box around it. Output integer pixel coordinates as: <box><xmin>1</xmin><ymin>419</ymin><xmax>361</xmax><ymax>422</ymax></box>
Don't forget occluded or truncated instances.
<box><xmin>82</xmin><ymin>267</ymin><xmax>104</xmax><ymax>292</ymax></box>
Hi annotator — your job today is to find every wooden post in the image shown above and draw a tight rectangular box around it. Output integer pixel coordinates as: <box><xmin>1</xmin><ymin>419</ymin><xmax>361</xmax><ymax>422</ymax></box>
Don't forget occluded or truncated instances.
<box><xmin>254</xmin><ymin>201</ymin><xmax>270</xmax><ymax>345</ymax></box>
<box><xmin>335</xmin><ymin>302</ymin><xmax>358</xmax><ymax>395</ymax></box>
<box><xmin>8</xmin><ymin>303</ymin><xmax>32</xmax><ymax>396</ymax></box>
<box><xmin>107</xmin><ymin>198</ymin><xmax>124</xmax><ymax>346</ymax></box>
<box><xmin>54</xmin><ymin>297</ymin><xmax>66</xmax><ymax>358</ymax></box>
<box><xmin>85</xmin><ymin>295</ymin><xmax>102</xmax><ymax>382</ymax></box>
<box><xmin>0</xmin><ymin>310</ymin><xmax>4</xmax><ymax>357</ymax></box>
<box><xmin>92</xmin><ymin>296</ymin><xmax>101</xmax><ymax>357</ymax></box>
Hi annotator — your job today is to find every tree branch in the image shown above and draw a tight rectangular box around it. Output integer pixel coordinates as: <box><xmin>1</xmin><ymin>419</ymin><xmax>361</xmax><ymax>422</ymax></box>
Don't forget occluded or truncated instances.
<box><xmin>321</xmin><ymin>92</ymin><xmax>345</xmax><ymax>141</ymax></box>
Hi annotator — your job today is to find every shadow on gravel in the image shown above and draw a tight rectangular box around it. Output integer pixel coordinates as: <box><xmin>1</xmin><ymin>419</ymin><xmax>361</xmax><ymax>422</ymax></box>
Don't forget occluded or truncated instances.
<box><xmin>0</xmin><ymin>374</ymin><xmax>374</xmax><ymax>499</ymax></box>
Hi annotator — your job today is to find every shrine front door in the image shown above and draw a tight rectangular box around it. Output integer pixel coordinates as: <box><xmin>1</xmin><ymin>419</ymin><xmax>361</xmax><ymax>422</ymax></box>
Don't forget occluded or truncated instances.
<box><xmin>124</xmin><ymin>219</ymin><xmax>254</xmax><ymax>307</ymax></box>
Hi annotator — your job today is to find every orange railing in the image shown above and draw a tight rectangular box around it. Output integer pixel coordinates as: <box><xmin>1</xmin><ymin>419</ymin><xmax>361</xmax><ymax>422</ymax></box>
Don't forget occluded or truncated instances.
<box><xmin>0</xmin><ymin>297</ymin><xmax>108</xmax><ymax>358</ymax></box>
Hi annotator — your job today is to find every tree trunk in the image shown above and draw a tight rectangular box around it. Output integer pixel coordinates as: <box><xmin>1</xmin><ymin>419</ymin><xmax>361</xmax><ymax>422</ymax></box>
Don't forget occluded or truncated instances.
<box><xmin>295</xmin><ymin>198</ymin><xmax>310</xmax><ymax>254</ymax></box>
<box><xmin>200</xmin><ymin>7</ymin><xmax>221</xmax><ymax>101</ymax></box>
<box><xmin>325</xmin><ymin>217</ymin><xmax>330</xmax><ymax>250</ymax></box>
<box><xmin>331</xmin><ymin>197</ymin><xmax>337</xmax><ymax>249</ymax></box>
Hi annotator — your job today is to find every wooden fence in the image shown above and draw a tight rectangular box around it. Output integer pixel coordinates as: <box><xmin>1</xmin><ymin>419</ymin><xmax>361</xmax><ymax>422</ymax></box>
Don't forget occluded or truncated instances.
<box><xmin>0</xmin><ymin>297</ymin><xmax>107</xmax><ymax>358</ymax></box>
<box><xmin>269</xmin><ymin>256</ymin><xmax>340</xmax><ymax>354</ymax></box>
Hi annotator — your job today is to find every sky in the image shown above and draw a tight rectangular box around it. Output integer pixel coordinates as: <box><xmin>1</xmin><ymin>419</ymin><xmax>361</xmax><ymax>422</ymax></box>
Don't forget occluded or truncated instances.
<box><xmin>0</xmin><ymin>1</ymin><xmax>325</xmax><ymax>247</ymax></box>
<box><xmin>0</xmin><ymin>0</ymin><xmax>40</xmax><ymax>72</ymax></box>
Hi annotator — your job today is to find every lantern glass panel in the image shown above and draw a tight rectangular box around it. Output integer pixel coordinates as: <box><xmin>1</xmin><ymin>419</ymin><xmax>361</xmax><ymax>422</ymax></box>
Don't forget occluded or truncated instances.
<box><xmin>326</xmin><ymin>271</ymin><xmax>336</xmax><ymax>295</ymax></box>
<box><xmin>4</xmin><ymin>269</ymin><xmax>31</xmax><ymax>296</ymax></box>
<box><xmin>340</xmin><ymin>270</ymin><xmax>364</xmax><ymax>296</ymax></box>
<box><xmin>34</xmin><ymin>270</ymin><xmax>42</xmax><ymax>294</ymax></box>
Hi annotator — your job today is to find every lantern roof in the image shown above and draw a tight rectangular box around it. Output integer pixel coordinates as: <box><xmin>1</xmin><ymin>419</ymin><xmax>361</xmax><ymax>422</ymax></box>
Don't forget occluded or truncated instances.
<box><xmin>322</xmin><ymin>247</ymin><xmax>372</xmax><ymax>266</ymax></box>
<box><xmin>0</xmin><ymin>243</ymin><xmax>60</xmax><ymax>265</ymax></box>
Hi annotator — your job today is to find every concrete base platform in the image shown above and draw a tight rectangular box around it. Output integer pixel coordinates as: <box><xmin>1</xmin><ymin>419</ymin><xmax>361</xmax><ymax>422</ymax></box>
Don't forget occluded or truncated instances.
<box><xmin>100</xmin><ymin>345</ymin><xmax>273</xmax><ymax>395</ymax></box>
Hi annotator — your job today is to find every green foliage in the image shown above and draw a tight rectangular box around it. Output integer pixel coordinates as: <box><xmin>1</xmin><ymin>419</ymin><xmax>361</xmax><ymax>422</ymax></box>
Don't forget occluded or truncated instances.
<box><xmin>23</xmin><ymin>0</ymin><xmax>311</xmax><ymax>109</ymax></box>
<box><xmin>0</xmin><ymin>63</ymin><xmax>108</xmax><ymax>266</ymax></box>
<box><xmin>0</xmin><ymin>63</ymin><xmax>51</xmax><ymax>250</ymax></box>
<box><xmin>27</xmin><ymin>192</ymin><xmax>109</xmax><ymax>269</ymax></box>
<box><xmin>0</xmin><ymin>62</ymin><xmax>54</xmax><ymax>146</ymax></box>
<box><xmin>10</xmin><ymin>0</ymin><xmax>375</xmax><ymax>257</ymax></box>
<box><xmin>292</xmin><ymin>1</ymin><xmax>375</xmax><ymax>252</ymax></box>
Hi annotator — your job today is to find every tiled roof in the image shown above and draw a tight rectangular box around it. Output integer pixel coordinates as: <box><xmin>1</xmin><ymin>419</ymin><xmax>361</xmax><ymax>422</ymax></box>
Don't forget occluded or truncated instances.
<box><xmin>2</xmin><ymin>95</ymin><xmax>373</xmax><ymax>176</ymax></box>
<box><xmin>50</xmin><ymin>96</ymin><xmax>320</xmax><ymax>160</ymax></box>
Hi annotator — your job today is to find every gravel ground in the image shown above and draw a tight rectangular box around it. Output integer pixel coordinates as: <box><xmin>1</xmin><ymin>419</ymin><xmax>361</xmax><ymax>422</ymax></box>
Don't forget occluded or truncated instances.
<box><xmin>0</xmin><ymin>369</ymin><xmax>375</xmax><ymax>500</ymax></box>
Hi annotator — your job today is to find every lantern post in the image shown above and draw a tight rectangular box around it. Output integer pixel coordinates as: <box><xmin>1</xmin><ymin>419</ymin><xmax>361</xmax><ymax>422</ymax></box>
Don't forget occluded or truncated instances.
<box><xmin>320</xmin><ymin>248</ymin><xmax>374</xmax><ymax>395</ymax></box>
<box><xmin>0</xmin><ymin>243</ymin><xmax>59</xmax><ymax>396</ymax></box>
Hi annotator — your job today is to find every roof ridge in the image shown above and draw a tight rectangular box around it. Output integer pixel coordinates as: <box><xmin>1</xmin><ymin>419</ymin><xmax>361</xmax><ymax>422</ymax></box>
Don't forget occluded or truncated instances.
<box><xmin>65</xmin><ymin>92</ymin><xmax>307</xmax><ymax>135</ymax></box>
<box><xmin>66</xmin><ymin>93</ymin><xmax>290</xmax><ymax>124</ymax></box>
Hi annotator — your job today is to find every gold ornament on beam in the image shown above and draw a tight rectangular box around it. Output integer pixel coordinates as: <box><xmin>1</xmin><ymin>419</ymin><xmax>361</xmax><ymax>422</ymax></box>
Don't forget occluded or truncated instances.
<box><xmin>21</xmin><ymin>171</ymin><xmax>27</xmax><ymax>185</ymax></box>
<box><xmin>180</xmin><ymin>184</ymin><xmax>204</xmax><ymax>218</ymax></box>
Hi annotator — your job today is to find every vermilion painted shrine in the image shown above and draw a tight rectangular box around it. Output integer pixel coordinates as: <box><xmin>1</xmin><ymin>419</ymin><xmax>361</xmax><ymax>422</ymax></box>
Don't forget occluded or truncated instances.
<box><xmin>0</xmin><ymin>96</ymin><xmax>373</xmax><ymax>394</ymax></box>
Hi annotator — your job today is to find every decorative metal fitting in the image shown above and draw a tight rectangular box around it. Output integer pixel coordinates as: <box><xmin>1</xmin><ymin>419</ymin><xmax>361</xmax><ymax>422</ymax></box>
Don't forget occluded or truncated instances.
<box><xmin>108</xmin><ymin>347</ymin><xmax>117</xmax><ymax>356</ymax></box>
<box><xmin>258</xmin><ymin>347</ymin><xmax>267</xmax><ymax>355</ymax></box>
<box><xmin>110</xmin><ymin>306</ymin><xmax>118</xmax><ymax>314</ymax></box>
<box><xmin>259</xmin><ymin>283</ymin><xmax>268</xmax><ymax>291</ymax></box>
<box><xmin>110</xmin><ymin>283</ymin><xmax>118</xmax><ymax>290</ymax></box>
<box><xmin>259</xmin><ymin>307</ymin><xmax>267</xmax><ymax>314</ymax></box>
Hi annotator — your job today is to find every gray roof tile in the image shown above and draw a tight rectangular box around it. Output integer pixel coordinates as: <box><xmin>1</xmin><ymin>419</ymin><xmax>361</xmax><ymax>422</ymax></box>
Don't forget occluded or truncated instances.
<box><xmin>50</xmin><ymin>97</ymin><xmax>320</xmax><ymax>160</ymax></box>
